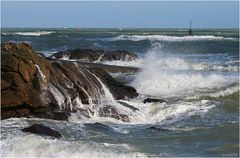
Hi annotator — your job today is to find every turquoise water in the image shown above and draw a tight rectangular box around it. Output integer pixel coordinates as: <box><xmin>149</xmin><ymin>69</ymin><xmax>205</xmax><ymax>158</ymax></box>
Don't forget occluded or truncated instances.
<box><xmin>1</xmin><ymin>28</ymin><xmax>239</xmax><ymax>157</ymax></box>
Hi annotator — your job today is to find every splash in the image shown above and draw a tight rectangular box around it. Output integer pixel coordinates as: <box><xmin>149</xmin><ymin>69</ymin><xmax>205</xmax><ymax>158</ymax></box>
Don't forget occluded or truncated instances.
<box><xmin>131</xmin><ymin>43</ymin><xmax>238</xmax><ymax>97</ymax></box>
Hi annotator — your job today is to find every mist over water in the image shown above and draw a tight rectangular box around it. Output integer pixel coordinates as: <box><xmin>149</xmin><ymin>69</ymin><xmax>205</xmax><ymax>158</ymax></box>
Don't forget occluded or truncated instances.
<box><xmin>1</xmin><ymin>28</ymin><xmax>239</xmax><ymax>157</ymax></box>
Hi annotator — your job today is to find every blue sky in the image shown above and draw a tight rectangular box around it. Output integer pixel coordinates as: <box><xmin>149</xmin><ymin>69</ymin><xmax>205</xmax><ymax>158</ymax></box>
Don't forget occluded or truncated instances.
<box><xmin>1</xmin><ymin>1</ymin><xmax>239</xmax><ymax>28</ymax></box>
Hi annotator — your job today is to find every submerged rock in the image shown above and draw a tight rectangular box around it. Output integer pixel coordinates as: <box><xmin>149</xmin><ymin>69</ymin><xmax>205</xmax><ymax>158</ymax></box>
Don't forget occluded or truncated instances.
<box><xmin>22</xmin><ymin>124</ymin><xmax>62</xmax><ymax>138</ymax></box>
<box><xmin>1</xmin><ymin>42</ymin><xmax>138</xmax><ymax>121</ymax></box>
<box><xmin>84</xmin><ymin>122</ymin><xmax>112</xmax><ymax>131</ymax></box>
<box><xmin>50</xmin><ymin>48</ymin><xmax>138</xmax><ymax>62</ymax></box>
<box><xmin>143</xmin><ymin>98</ymin><xmax>166</xmax><ymax>104</ymax></box>
<box><xmin>147</xmin><ymin>126</ymin><xmax>170</xmax><ymax>131</ymax></box>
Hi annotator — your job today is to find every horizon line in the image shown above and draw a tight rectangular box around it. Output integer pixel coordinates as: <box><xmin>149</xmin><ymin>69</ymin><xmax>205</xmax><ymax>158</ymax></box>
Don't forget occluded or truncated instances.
<box><xmin>1</xmin><ymin>27</ymin><xmax>239</xmax><ymax>29</ymax></box>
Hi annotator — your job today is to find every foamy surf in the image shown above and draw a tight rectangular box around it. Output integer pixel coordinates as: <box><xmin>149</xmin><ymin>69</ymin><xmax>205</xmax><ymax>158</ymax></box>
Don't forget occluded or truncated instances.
<box><xmin>131</xmin><ymin>43</ymin><xmax>239</xmax><ymax>97</ymax></box>
<box><xmin>1</xmin><ymin>135</ymin><xmax>146</xmax><ymax>158</ymax></box>
<box><xmin>102</xmin><ymin>59</ymin><xmax>143</xmax><ymax>67</ymax></box>
<box><xmin>107</xmin><ymin>35</ymin><xmax>237</xmax><ymax>42</ymax></box>
<box><xmin>2</xmin><ymin>31</ymin><xmax>54</xmax><ymax>36</ymax></box>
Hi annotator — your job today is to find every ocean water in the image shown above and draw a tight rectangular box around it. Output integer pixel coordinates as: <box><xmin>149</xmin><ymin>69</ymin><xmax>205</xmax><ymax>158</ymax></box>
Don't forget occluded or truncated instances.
<box><xmin>1</xmin><ymin>28</ymin><xmax>239</xmax><ymax>157</ymax></box>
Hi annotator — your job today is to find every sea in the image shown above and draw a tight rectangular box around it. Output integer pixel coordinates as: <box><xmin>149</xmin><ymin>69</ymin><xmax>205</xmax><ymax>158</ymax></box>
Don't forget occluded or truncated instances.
<box><xmin>1</xmin><ymin>28</ymin><xmax>239</xmax><ymax>157</ymax></box>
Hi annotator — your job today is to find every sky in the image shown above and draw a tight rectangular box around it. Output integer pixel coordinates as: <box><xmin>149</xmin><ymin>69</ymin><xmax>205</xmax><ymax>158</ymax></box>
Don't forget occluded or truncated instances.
<box><xmin>1</xmin><ymin>1</ymin><xmax>239</xmax><ymax>28</ymax></box>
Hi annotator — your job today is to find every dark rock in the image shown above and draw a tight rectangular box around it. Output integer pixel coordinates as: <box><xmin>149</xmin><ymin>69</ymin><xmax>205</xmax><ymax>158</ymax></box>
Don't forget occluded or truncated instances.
<box><xmin>22</xmin><ymin>124</ymin><xmax>62</xmax><ymax>138</ymax></box>
<box><xmin>90</xmin><ymin>67</ymin><xmax>138</xmax><ymax>100</ymax></box>
<box><xmin>50</xmin><ymin>48</ymin><xmax>138</xmax><ymax>62</ymax></box>
<box><xmin>52</xmin><ymin>111</ymin><xmax>70</xmax><ymax>121</ymax></box>
<box><xmin>147</xmin><ymin>126</ymin><xmax>170</xmax><ymax>131</ymax></box>
<box><xmin>117</xmin><ymin>101</ymin><xmax>139</xmax><ymax>111</ymax></box>
<box><xmin>143</xmin><ymin>98</ymin><xmax>166</xmax><ymax>104</ymax></box>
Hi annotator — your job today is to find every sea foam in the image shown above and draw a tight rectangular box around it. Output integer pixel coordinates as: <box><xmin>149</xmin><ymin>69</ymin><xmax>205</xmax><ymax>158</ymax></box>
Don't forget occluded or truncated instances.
<box><xmin>108</xmin><ymin>35</ymin><xmax>237</xmax><ymax>42</ymax></box>
<box><xmin>2</xmin><ymin>31</ymin><xmax>54</xmax><ymax>36</ymax></box>
<box><xmin>131</xmin><ymin>43</ymin><xmax>238</xmax><ymax>97</ymax></box>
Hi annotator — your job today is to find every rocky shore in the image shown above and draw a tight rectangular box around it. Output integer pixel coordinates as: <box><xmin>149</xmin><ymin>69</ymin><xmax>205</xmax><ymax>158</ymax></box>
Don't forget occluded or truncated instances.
<box><xmin>1</xmin><ymin>43</ymin><xmax>139</xmax><ymax>121</ymax></box>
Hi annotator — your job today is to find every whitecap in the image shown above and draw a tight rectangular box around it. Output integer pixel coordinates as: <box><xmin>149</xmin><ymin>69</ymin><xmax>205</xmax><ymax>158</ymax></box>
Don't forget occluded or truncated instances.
<box><xmin>107</xmin><ymin>35</ymin><xmax>237</xmax><ymax>42</ymax></box>
<box><xmin>2</xmin><ymin>31</ymin><xmax>54</xmax><ymax>36</ymax></box>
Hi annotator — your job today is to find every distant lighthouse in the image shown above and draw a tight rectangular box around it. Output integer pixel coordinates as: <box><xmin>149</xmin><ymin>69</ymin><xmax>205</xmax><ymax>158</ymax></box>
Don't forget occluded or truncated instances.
<box><xmin>188</xmin><ymin>20</ymin><xmax>193</xmax><ymax>36</ymax></box>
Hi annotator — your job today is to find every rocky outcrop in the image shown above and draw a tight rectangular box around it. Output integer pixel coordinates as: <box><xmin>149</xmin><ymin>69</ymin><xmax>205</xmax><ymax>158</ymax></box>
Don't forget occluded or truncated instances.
<box><xmin>1</xmin><ymin>43</ymin><xmax>51</xmax><ymax>119</ymax></box>
<box><xmin>22</xmin><ymin>124</ymin><xmax>62</xmax><ymax>138</ymax></box>
<box><xmin>1</xmin><ymin>43</ymin><xmax>138</xmax><ymax>122</ymax></box>
<box><xmin>143</xmin><ymin>98</ymin><xmax>166</xmax><ymax>104</ymax></box>
<box><xmin>50</xmin><ymin>48</ymin><xmax>138</xmax><ymax>62</ymax></box>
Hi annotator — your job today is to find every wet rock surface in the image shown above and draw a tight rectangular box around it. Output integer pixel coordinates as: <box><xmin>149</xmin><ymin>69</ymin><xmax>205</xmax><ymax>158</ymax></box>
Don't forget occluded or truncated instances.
<box><xmin>1</xmin><ymin>43</ymin><xmax>51</xmax><ymax>119</ymax></box>
<box><xmin>22</xmin><ymin>124</ymin><xmax>62</xmax><ymax>138</ymax></box>
<box><xmin>99</xmin><ymin>106</ymin><xmax>130</xmax><ymax>122</ymax></box>
<box><xmin>1</xmin><ymin>43</ymin><xmax>139</xmax><ymax>122</ymax></box>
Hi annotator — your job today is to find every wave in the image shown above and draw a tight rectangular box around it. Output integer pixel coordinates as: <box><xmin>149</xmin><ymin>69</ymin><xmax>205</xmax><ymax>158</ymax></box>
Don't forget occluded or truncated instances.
<box><xmin>128</xmin><ymin>99</ymin><xmax>216</xmax><ymax>124</ymax></box>
<box><xmin>37</xmin><ymin>50</ymin><xmax>58</xmax><ymax>57</ymax></box>
<box><xmin>2</xmin><ymin>31</ymin><xmax>54</xmax><ymax>36</ymax></box>
<box><xmin>108</xmin><ymin>35</ymin><xmax>237</xmax><ymax>42</ymax></box>
<box><xmin>101</xmin><ymin>59</ymin><xmax>143</xmax><ymax>68</ymax></box>
<box><xmin>1</xmin><ymin>134</ymin><xmax>146</xmax><ymax>157</ymax></box>
<box><xmin>8</xmin><ymin>40</ymin><xmax>32</xmax><ymax>44</ymax></box>
<box><xmin>131</xmin><ymin>43</ymin><xmax>239</xmax><ymax>97</ymax></box>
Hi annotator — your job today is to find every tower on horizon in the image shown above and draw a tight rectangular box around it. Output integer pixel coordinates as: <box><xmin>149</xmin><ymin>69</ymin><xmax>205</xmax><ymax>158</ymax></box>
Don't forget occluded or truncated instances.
<box><xmin>188</xmin><ymin>20</ymin><xmax>193</xmax><ymax>36</ymax></box>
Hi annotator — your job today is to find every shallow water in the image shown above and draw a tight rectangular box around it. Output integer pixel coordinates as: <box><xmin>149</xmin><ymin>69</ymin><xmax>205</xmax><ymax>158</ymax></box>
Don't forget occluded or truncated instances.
<box><xmin>1</xmin><ymin>28</ymin><xmax>239</xmax><ymax>157</ymax></box>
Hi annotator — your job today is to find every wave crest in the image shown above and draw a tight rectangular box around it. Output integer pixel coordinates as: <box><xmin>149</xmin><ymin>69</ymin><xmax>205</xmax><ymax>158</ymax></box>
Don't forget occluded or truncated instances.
<box><xmin>2</xmin><ymin>31</ymin><xmax>54</xmax><ymax>36</ymax></box>
<box><xmin>108</xmin><ymin>35</ymin><xmax>237</xmax><ymax>42</ymax></box>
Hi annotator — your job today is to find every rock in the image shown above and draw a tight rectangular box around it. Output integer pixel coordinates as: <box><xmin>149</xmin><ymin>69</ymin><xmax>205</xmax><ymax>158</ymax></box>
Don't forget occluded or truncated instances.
<box><xmin>90</xmin><ymin>67</ymin><xmax>138</xmax><ymax>100</ymax></box>
<box><xmin>99</xmin><ymin>106</ymin><xmax>130</xmax><ymax>122</ymax></box>
<box><xmin>22</xmin><ymin>124</ymin><xmax>62</xmax><ymax>138</ymax></box>
<box><xmin>143</xmin><ymin>98</ymin><xmax>166</xmax><ymax>104</ymax></box>
<box><xmin>50</xmin><ymin>48</ymin><xmax>138</xmax><ymax>62</ymax></box>
<box><xmin>1</xmin><ymin>42</ymin><xmax>51</xmax><ymax>119</ymax></box>
<box><xmin>117</xmin><ymin>101</ymin><xmax>139</xmax><ymax>111</ymax></box>
<box><xmin>51</xmin><ymin>111</ymin><xmax>70</xmax><ymax>121</ymax></box>
<box><xmin>1</xmin><ymin>42</ymin><xmax>138</xmax><ymax>121</ymax></box>
<box><xmin>147</xmin><ymin>126</ymin><xmax>170</xmax><ymax>131</ymax></box>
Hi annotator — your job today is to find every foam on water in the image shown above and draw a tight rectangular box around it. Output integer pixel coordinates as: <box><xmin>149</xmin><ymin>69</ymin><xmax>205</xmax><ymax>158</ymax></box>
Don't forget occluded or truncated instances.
<box><xmin>2</xmin><ymin>31</ymin><xmax>55</xmax><ymax>36</ymax></box>
<box><xmin>102</xmin><ymin>59</ymin><xmax>143</xmax><ymax>68</ymax></box>
<box><xmin>131</xmin><ymin>44</ymin><xmax>238</xmax><ymax>97</ymax></box>
<box><xmin>113</xmin><ymin>99</ymin><xmax>216</xmax><ymax>124</ymax></box>
<box><xmin>1</xmin><ymin>135</ymin><xmax>146</xmax><ymax>158</ymax></box>
<box><xmin>108</xmin><ymin>35</ymin><xmax>237</xmax><ymax>42</ymax></box>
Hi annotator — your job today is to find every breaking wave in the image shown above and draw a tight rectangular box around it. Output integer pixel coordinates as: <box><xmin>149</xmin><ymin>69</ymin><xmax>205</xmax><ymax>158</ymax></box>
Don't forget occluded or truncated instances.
<box><xmin>131</xmin><ymin>43</ymin><xmax>239</xmax><ymax>97</ymax></box>
<box><xmin>2</xmin><ymin>31</ymin><xmax>54</xmax><ymax>36</ymax></box>
<box><xmin>108</xmin><ymin>35</ymin><xmax>237</xmax><ymax>42</ymax></box>
<box><xmin>102</xmin><ymin>59</ymin><xmax>143</xmax><ymax>68</ymax></box>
